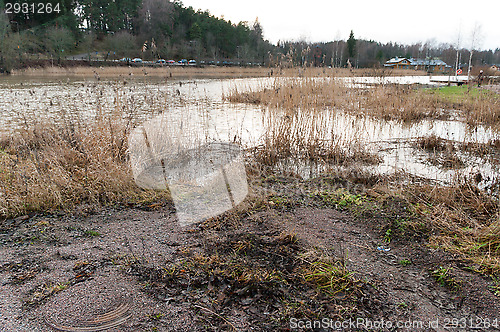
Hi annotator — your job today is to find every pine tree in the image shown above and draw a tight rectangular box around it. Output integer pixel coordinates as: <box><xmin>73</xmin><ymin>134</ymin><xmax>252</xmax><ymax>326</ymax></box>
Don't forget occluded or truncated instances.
<box><xmin>347</xmin><ymin>30</ymin><xmax>356</xmax><ymax>59</ymax></box>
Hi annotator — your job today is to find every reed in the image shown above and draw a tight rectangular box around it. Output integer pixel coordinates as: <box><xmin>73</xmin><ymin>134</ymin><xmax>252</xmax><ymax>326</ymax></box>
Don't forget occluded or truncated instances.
<box><xmin>0</xmin><ymin>106</ymin><xmax>167</xmax><ymax>218</ymax></box>
<box><xmin>11</xmin><ymin>66</ymin><xmax>272</xmax><ymax>78</ymax></box>
<box><xmin>228</xmin><ymin>72</ymin><xmax>500</xmax><ymax>127</ymax></box>
<box><xmin>228</xmin><ymin>76</ymin><xmax>380</xmax><ymax>166</ymax></box>
<box><xmin>401</xmin><ymin>178</ymin><xmax>500</xmax><ymax>271</ymax></box>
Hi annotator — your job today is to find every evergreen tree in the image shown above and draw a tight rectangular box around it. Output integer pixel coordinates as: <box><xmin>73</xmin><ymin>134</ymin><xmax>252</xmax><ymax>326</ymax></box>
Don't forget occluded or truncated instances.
<box><xmin>347</xmin><ymin>30</ymin><xmax>356</xmax><ymax>59</ymax></box>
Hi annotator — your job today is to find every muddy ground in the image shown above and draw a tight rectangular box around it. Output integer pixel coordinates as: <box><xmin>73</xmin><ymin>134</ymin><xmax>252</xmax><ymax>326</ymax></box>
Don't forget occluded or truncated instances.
<box><xmin>1</xmin><ymin>173</ymin><xmax>500</xmax><ymax>331</ymax></box>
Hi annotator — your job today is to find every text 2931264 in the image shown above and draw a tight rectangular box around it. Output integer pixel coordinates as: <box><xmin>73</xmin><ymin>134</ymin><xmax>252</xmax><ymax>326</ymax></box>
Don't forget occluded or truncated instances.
<box><xmin>4</xmin><ymin>2</ymin><xmax>61</xmax><ymax>15</ymax></box>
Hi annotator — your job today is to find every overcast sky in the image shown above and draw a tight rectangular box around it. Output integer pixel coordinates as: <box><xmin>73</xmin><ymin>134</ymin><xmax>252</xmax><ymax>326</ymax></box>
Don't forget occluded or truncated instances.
<box><xmin>180</xmin><ymin>0</ymin><xmax>499</xmax><ymax>51</ymax></box>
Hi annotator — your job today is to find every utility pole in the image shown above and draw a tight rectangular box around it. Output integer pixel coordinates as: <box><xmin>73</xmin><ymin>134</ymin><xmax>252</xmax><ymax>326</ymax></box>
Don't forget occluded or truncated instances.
<box><xmin>455</xmin><ymin>25</ymin><xmax>461</xmax><ymax>80</ymax></box>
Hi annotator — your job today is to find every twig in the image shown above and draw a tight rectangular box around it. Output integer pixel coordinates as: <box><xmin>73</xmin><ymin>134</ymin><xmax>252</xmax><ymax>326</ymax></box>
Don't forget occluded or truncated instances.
<box><xmin>193</xmin><ymin>304</ymin><xmax>238</xmax><ymax>331</ymax></box>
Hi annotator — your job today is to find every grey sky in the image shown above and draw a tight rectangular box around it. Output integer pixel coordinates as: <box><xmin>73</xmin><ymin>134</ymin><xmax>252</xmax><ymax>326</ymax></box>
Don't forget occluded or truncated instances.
<box><xmin>181</xmin><ymin>0</ymin><xmax>499</xmax><ymax>51</ymax></box>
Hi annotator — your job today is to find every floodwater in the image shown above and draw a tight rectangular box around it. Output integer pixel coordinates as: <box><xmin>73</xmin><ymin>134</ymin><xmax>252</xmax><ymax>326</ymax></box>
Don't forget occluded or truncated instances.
<box><xmin>0</xmin><ymin>74</ymin><xmax>498</xmax><ymax>189</ymax></box>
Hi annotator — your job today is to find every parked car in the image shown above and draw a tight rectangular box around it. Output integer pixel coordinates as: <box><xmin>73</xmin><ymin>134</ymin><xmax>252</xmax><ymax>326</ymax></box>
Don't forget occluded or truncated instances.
<box><xmin>167</xmin><ymin>60</ymin><xmax>176</xmax><ymax>65</ymax></box>
<box><xmin>156</xmin><ymin>59</ymin><xmax>166</xmax><ymax>64</ymax></box>
<box><xmin>178</xmin><ymin>59</ymin><xmax>188</xmax><ymax>65</ymax></box>
<box><xmin>188</xmin><ymin>60</ymin><xmax>197</xmax><ymax>66</ymax></box>
<box><xmin>119</xmin><ymin>57</ymin><xmax>131</xmax><ymax>62</ymax></box>
<box><xmin>132</xmin><ymin>58</ymin><xmax>142</xmax><ymax>63</ymax></box>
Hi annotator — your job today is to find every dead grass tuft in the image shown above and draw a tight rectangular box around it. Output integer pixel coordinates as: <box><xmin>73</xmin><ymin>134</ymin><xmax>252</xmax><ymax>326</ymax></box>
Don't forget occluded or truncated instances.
<box><xmin>417</xmin><ymin>134</ymin><xmax>448</xmax><ymax>151</ymax></box>
<box><xmin>401</xmin><ymin>179</ymin><xmax>500</xmax><ymax>272</ymax></box>
<box><xmin>0</xmin><ymin>111</ymin><xmax>168</xmax><ymax>218</ymax></box>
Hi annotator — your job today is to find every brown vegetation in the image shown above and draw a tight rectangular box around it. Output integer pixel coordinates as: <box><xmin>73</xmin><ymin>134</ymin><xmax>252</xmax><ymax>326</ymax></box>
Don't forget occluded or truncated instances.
<box><xmin>0</xmin><ymin>109</ymin><xmax>167</xmax><ymax>219</ymax></box>
<box><xmin>227</xmin><ymin>71</ymin><xmax>499</xmax><ymax>126</ymax></box>
<box><xmin>11</xmin><ymin>65</ymin><xmax>273</xmax><ymax>78</ymax></box>
<box><xmin>402</xmin><ymin>180</ymin><xmax>500</xmax><ymax>272</ymax></box>
<box><xmin>2</xmin><ymin>69</ymin><xmax>500</xmax><ymax>277</ymax></box>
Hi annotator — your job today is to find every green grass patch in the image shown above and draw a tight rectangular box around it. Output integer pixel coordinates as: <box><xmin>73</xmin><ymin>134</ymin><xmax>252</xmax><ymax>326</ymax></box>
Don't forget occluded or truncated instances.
<box><xmin>428</xmin><ymin>85</ymin><xmax>498</xmax><ymax>104</ymax></box>
<box><xmin>301</xmin><ymin>260</ymin><xmax>359</xmax><ymax>296</ymax></box>
<box><xmin>313</xmin><ymin>189</ymin><xmax>366</xmax><ymax>210</ymax></box>
<box><xmin>431</xmin><ymin>266</ymin><xmax>461</xmax><ymax>291</ymax></box>
<box><xmin>398</xmin><ymin>259</ymin><xmax>412</xmax><ymax>266</ymax></box>
<box><xmin>83</xmin><ymin>230</ymin><xmax>101</xmax><ymax>237</ymax></box>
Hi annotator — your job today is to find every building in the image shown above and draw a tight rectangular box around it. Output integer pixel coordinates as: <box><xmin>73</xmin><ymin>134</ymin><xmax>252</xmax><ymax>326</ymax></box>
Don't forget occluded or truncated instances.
<box><xmin>384</xmin><ymin>57</ymin><xmax>450</xmax><ymax>72</ymax></box>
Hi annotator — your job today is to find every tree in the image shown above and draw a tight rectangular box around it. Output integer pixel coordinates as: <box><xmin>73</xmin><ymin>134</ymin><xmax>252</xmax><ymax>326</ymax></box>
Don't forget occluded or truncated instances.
<box><xmin>189</xmin><ymin>22</ymin><xmax>202</xmax><ymax>41</ymax></box>
<box><xmin>78</xmin><ymin>0</ymin><xmax>141</xmax><ymax>36</ymax></box>
<box><xmin>136</xmin><ymin>0</ymin><xmax>174</xmax><ymax>41</ymax></box>
<box><xmin>0</xmin><ymin>10</ymin><xmax>13</xmax><ymax>72</ymax></box>
<box><xmin>0</xmin><ymin>9</ymin><xmax>28</xmax><ymax>72</ymax></box>
<box><xmin>347</xmin><ymin>30</ymin><xmax>356</xmax><ymax>59</ymax></box>
<box><xmin>103</xmin><ymin>31</ymin><xmax>137</xmax><ymax>59</ymax></box>
<box><xmin>46</xmin><ymin>27</ymin><xmax>75</xmax><ymax>62</ymax></box>
<box><xmin>467</xmin><ymin>23</ymin><xmax>482</xmax><ymax>84</ymax></box>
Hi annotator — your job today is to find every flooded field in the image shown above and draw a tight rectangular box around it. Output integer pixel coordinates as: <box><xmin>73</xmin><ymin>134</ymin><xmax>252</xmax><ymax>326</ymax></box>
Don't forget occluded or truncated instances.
<box><xmin>1</xmin><ymin>74</ymin><xmax>498</xmax><ymax>188</ymax></box>
<box><xmin>2</xmin><ymin>71</ymin><xmax>500</xmax><ymax>331</ymax></box>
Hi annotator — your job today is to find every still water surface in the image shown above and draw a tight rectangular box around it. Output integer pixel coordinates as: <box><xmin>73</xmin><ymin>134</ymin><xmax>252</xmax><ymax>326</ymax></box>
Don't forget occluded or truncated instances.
<box><xmin>1</xmin><ymin>74</ymin><xmax>498</xmax><ymax>187</ymax></box>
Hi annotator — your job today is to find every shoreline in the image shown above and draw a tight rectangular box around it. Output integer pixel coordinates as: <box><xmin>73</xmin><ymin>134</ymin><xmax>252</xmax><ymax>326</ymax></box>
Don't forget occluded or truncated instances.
<box><xmin>7</xmin><ymin>65</ymin><xmax>431</xmax><ymax>78</ymax></box>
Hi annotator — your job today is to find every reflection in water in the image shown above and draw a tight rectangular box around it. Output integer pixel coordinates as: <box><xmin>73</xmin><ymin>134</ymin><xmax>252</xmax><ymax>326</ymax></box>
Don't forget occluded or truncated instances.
<box><xmin>128</xmin><ymin>111</ymin><xmax>248</xmax><ymax>226</ymax></box>
<box><xmin>1</xmin><ymin>75</ymin><xmax>498</xmax><ymax>188</ymax></box>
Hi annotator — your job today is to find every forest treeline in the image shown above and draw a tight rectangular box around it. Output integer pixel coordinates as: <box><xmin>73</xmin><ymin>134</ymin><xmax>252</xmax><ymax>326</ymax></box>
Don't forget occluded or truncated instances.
<box><xmin>276</xmin><ymin>38</ymin><xmax>500</xmax><ymax>70</ymax></box>
<box><xmin>1</xmin><ymin>0</ymin><xmax>499</xmax><ymax>73</ymax></box>
<box><xmin>0</xmin><ymin>0</ymin><xmax>273</xmax><ymax>71</ymax></box>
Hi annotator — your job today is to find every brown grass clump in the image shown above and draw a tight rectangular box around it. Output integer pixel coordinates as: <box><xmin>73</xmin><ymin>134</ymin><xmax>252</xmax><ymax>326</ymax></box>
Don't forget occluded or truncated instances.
<box><xmin>228</xmin><ymin>72</ymin><xmax>500</xmax><ymax>128</ymax></box>
<box><xmin>0</xmin><ymin>112</ymin><xmax>166</xmax><ymax>219</ymax></box>
<box><xmin>459</xmin><ymin>139</ymin><xmax>500</xmax><ymax>165</ymax></box>
<box><xmin>227</xmin><ymin>76</ymin><xmax>447</xmax><ymax>125</ymax></box>
<box><xmin>478</xmin><ymin>220</ymin><xmax>500</xmax><ymax>255</ymax></box>
<box><xmin>403</xmin><ymin>180</ymin><xmax>500</xmax><ymax>272</ymax></box>
<box><xmin>462</xmin><ymin>94</ymin><xmax>500</xmax><ymax>128</ymax></box>
<box><xmin>417</xmin><ymin>134</ymin><xmax>448</xmax><ymax>151</ymax></box>
<box><xmin>250</xmin><ymin>108</ymin><xmax>380</xmax><ymax>166</ymax></box>
<box><xmin>348</xmin><ymin>85</ymin><xmax>444</xmax><ymax>123</ymax></box>
<box><xmin>227</xmin><ymin>76</ymin><xmax>381</xmax><ymax>166</ymax></box>
<box><xmin>226</xmin><ymin>76</ymin><xmax>344</xmax><ymax>110</ymax></box>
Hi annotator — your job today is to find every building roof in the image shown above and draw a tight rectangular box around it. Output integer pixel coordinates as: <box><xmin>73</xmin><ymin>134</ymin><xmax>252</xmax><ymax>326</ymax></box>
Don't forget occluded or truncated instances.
<box><xmin>385</xmin><ymin>57</ymin><xmax>450</xmax><ymax>67</ymax></box>
<box><xmin>385</xmin><ymin>56</ymin><xmax>407</xmax><ymax>64</ymax></box>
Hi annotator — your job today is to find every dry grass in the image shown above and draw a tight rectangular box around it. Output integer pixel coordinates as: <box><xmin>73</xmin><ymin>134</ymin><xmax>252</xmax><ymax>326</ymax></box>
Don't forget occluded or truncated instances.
<box><xmin>349</xmin><ymin>85</ymin><xmax>445</xmax><ymax>123</ymax></box>
<box><xmin>11</xmin><ymin>66</ymin><xmax>272</xmax><ymax>78</ymax></box>
<box><xmin>228</xmin><ymin>72</ymin><xmax>500</xmax><ymax>127</ymax></box>
<box><xmin>0</xmin><ymin>109</ymin><xmax>167</xmax><ymax>219</ymax></box>
<box><xmin>228</xmin><ymin>76</ymin><xmax>381</xmax><ymax>166</ymax></box>
<box><xmin>401</xmin><ymin>180</ymin><xmax>500</xmax><ymax>272</ymax></box>
<box><xmin>463</xmin><ymin>94</ymin><xmax>500</xmax><ymax>128</ymax></box>
<box><xmin>226</xmin><ymin>76</ymin><xmax>344</xmax><ymax>109</ymax></box>
<box><xmin>417</xmin><ymin>134</ymin><xmax>449</xmax><ymax>151</ymax></box>
<box><xmin>273</xmin><ymin>67</ymin><xmax>427</xmax><ymax>78</ymax></box>
<box><xmin>425</xmin><ymin>86</ymin><xmax>500</xmax><ymax>127</ymax></box>
<box><xmin>227</xmin><ymin>76</ymin><xmax>446</xmax><ymax>124</ymax></box>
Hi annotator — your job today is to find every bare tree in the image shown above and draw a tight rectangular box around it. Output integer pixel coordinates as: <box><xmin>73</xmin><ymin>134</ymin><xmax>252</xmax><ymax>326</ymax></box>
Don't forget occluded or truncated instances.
<box><xmin>103</xmin><ymin>31</ymin><xmax>137</xmax><ymax>59</ymax></box>
<box><xmin>467</xmin><ymin>23</ymin><xmax>482</xmax><ymax>84</ymax></box>
<box><xmin>454</xmin><ymin>24</ymin><xmax>462</xmax><ymax>78</ymax></box>
<box><xmin>46</xmin><ymin>27</ymin><xmax>75</xmax><ymax>63</ymax></box>
<box><xmin>136</xmin><ymin>0</ymin><xmax>174</xmax><ymax>43</ymax></box>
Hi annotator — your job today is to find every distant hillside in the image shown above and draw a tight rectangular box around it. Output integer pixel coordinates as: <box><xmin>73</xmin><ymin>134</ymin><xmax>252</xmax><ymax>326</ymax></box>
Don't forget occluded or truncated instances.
<box><xmin>1</xmin><ymin>0</ymin><xmax>498</xmax><ymax>72</ymax></box>
<box><xmin>0</xmin><ymin>0</ymin><xmax>273</xmax><ymax>70</ymax></box>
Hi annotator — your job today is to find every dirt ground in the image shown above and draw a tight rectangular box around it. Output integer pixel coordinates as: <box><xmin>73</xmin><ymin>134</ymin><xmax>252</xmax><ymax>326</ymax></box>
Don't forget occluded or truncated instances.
<box><xmin>1</xmin><ymin>174</ymin><xmax>500</xmax><ymax>331</ymax></box>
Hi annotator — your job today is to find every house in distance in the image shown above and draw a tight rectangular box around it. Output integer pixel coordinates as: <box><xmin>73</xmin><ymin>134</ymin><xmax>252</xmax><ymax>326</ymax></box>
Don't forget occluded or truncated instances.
<box><xmin>384</xmin><ymin>57</ymin><xmax>450</xmax><ymax>72</ymax></box>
